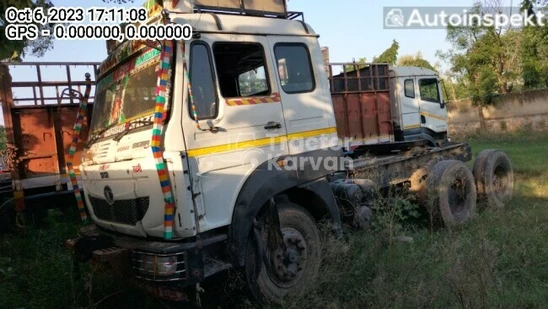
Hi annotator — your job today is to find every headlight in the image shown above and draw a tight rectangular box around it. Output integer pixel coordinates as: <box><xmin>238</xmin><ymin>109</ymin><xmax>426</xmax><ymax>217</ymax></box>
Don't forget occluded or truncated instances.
<box><xmin>132</xmin><ymin>252</ymin><xmax>184</xmax><ymax>280</ymax></box>
<box><xmin>142</xmin><ymin>255</ymin><xmax>177</xmax><ymax>276</ymax></box>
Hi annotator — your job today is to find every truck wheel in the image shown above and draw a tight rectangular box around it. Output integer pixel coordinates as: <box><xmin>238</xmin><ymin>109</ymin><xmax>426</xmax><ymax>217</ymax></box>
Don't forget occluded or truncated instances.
<box><xmin>426</xmin><ymin>160</ymin><xmax>477</xmax><ymax>227</ymax></box>
<box><xmin>245</xmin><ymin>202</ymin><xmax>321</xmax><ymax>304</ymax></box>
<box><xmin>473</xmin><ymin>150</ymin><xmax>514</xmax><ymax>209</ymax></box>
<box><xmin>472</xmin><ymin>149</ymin><xmax>496</xmax><ymax>203</ymax></box>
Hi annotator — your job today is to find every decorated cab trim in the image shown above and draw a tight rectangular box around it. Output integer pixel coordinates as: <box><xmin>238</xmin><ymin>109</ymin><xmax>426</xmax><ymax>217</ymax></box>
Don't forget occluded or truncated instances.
<box><xmin>225</xmin><ymin>92</ymin><xmax>281</xmax><ymax>106</ymax></box>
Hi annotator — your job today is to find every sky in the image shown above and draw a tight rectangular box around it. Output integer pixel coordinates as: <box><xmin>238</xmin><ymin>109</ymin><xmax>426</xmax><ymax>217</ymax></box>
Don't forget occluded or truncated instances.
<box><xmin>2</xmin><ymin>0</ymin><xmax>480</xmax><ymax>125</ymax></box>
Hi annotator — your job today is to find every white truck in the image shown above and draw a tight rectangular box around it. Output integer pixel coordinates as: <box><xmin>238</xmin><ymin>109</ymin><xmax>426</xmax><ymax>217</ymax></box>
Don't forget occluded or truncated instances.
<box><xmin>67</xmin><ymin>0</ymin><xmax>515</xmax><ymax>305</ymax></box>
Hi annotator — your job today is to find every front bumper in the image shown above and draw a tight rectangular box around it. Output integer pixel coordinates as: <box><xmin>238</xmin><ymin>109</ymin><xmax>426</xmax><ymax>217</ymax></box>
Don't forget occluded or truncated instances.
<box><xmin>66</xmin><ymin>224</ymin><xmax>228</xmax><ymax>302</ymax></box>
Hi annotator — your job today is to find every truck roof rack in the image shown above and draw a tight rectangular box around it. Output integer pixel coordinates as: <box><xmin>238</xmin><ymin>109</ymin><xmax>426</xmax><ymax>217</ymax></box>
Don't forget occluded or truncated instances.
<box><xmin>193</xmin><ymin>6</ymin><xmax>304</xmax><ymax>21</ymax></box>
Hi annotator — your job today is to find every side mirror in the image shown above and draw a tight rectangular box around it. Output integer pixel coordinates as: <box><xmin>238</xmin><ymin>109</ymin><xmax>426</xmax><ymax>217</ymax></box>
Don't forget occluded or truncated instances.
<box><xmin>440</xmin><ymin>79</ymin><xmax>449</xmax><ymax>109</ymax></box>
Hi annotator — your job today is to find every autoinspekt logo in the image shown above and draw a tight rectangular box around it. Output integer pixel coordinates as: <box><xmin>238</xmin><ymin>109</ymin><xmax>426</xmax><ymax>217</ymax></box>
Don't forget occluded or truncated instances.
<box><xmin>384</xmin><ymin>6</ymin><xmax>547</xmax><ymax>29</ymax></box>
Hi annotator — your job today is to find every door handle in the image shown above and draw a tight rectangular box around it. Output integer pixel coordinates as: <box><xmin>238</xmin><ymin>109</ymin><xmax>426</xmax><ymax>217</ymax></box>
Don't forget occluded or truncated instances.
<box><xmin>264</xmin><ymin>121</ymin><xmax>282</xmax><ymax>130</ymax></box>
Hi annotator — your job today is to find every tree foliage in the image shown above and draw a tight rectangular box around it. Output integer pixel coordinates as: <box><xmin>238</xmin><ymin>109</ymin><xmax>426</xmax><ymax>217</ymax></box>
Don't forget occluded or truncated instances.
<box><xmin>520</xmin><ymin>0</ymin><xmax>548</xmax><ymax>88</ymax></box>
<box><xmin>0</xmin><ymin>0</ymin><xmax>141</xmax><ymax>61</ymax></box>
<box><xmin>372</xmin><ymin>39</ymin><xmax>399</xmax><ymax>65</ymax></box>
<box><xmin>397</xmin><ymin>51</ymin><xmax>436</xmax><ymax>71</ymax></box>
<box><xmin>437</xmin><ymin>0</ymin><xmax>548</xmax><ymax>106</ymax></box>
<box><xmin>345</xmin><ymin>39</ymin><xmax>400</xmax><ymax>71</ymax></box>
<box><xmin>344</xmin><ymin>57</ymin><xmax>367</xmax><ymax>72</ymax></box>
<box><xmin>0</xmin><ymin>0</ymin><xmax>56</xmax><ymax>61</ymax></box>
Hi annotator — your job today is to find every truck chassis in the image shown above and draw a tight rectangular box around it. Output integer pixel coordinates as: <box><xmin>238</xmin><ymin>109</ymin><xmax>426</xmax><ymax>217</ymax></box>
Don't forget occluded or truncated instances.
<box><xmin>66</xmin><ymin>138</ymin><xmax>514</xmax><ymax>303</ymax></box>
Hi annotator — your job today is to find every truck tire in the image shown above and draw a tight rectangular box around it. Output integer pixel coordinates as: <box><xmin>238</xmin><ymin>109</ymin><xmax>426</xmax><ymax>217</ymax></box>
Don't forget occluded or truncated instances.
<box><xmin>245</xmin><ymin>202</ymin><xmax>321</xmax><ymax>304</ymax></box>
<box><xmin>473</xmin><ymin>150</ymin><xmax>514</xmax><ymax>209</ymax></box>
<box><xmin>472</xmin><ymin>149</ymin><xmax>496</xmax><ymax>203</ymax></box>
<box><xmin>426</xmin><ymin>160</ymin><xmax>477</xmax><ymax>227</ymax></box>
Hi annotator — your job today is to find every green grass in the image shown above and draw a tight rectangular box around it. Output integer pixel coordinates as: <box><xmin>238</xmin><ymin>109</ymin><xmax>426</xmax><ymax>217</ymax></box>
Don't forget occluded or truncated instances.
<box><xmin>279</xmin><ymin>132</ymin><xmax>548</xmax><ymax>309</ymax></box>
<box><xmin>1</xmin><ymin>133</ymin><xmax>547</xmax><ymax>308</ymax></box>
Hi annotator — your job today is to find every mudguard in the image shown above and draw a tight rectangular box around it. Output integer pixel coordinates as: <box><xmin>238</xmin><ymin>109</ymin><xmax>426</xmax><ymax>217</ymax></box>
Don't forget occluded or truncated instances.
<box><xmin>228</xmin><ymin>148</ymin><xmax>343</xmax><ymax>267</ymax></box>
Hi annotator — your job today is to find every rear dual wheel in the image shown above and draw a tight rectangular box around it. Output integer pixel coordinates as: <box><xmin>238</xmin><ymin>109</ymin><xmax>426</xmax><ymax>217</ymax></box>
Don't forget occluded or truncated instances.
<box><xmin>473</xmin><ymin>150</ymin><xmax>514</xmax><ymax>209</ymax></box>
<box><xmin>426</xmin><ymin>160</ymin><xmax>477</xmax><ymax>227</ymax></box>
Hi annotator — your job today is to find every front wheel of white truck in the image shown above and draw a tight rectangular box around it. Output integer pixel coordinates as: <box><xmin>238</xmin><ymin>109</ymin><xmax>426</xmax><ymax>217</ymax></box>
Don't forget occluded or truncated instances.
<box><xmin>244</xmin><ymin>201</ymin><xmax>321</xmax><ymax>305</ymax></box>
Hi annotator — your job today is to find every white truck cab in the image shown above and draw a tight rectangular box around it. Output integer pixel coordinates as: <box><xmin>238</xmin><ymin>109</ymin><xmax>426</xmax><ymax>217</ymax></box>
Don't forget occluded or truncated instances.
<box><xmin>79</xmin><ymin>0</ymin><xmax>343</xmax><ymax>302</ymax></box>
<box><xmin>81</xmin><ymin>4</ymin><xmax>339</xmax><ymax>239</ymax></box>
<box><xmin>389</xmin><ymin>66</ymin><xmax>448</xmax><ymax>146</ymax></box>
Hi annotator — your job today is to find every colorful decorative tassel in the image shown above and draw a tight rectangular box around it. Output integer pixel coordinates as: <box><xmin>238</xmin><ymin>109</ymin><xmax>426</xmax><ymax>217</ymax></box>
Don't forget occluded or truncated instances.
<box><xmin>152</xmin><ymin>13</ymin><xmax>177</xmax><ymax>240</ymax></box>
<box><xmin>66</xmin><ymin>75</ymin><xmax>93</xmax><ymax>224</ymax></box>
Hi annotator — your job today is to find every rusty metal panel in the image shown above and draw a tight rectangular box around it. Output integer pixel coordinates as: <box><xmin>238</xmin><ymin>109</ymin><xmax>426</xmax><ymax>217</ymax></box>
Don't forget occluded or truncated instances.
<box><xmin>14</xmin><ymin>108</ymin><xmax>59</xmax><ymax>178</ymax></box>
<box><xmin>0</xmin><ymin>62</ymin><xmax>99</xmax><ymax>189</ymax></box>
<box><xmin>329</xmin><ymin>63</ymin><xmax>395</xmax><ymax>145</ymax></box>
<box><xmin>376</xmin><ymin>92</ymin><xmax>393</xmax><ymax>141</ymax></box>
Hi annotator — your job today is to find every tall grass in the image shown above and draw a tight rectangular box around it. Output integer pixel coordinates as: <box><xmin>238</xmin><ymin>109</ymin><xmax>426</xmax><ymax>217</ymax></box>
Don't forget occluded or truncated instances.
<box><xmin>276</xmin><ymin>132</ymin><xmax>548</xmax><ymax>309</ymax></box>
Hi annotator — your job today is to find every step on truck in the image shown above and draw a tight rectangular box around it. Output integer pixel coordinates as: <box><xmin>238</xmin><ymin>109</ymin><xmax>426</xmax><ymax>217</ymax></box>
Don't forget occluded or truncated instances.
<box><xmin>67</xmin><ymin>0</ymin><xmax>515</xmax><ymax>304</ymax></box>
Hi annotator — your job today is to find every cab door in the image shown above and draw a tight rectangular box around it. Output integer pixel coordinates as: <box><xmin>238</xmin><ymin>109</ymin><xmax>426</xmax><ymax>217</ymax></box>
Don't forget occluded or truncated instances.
<box><xmin>265</xmin><ymin>36</ymin><xmax>338</xmax><ymax>155</ymax></box>
<box><xmin>417</xmin><ymin>77</ymin><xmax>448</xmax><ymax>133</ymax></box>
<box><xmin>179</xmin><ymin>36</ymin><xmax>289</xmax><ymax>233</ymax></box>
<box><xmin>399</xmin><ymin>77</ymin><xmax>421</xmax><ymax>131</ymax></box>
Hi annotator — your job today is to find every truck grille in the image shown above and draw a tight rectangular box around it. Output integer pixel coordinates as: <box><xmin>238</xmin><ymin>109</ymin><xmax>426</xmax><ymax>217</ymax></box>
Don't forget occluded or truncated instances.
<box><xmin>88</xmin><ymin>196</ymin><xmax>150</xmax><ymax>226</ymax></box>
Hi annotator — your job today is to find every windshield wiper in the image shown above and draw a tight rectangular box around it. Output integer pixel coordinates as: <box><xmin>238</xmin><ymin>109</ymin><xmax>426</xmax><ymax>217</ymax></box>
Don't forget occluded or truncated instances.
<box><xmin>85</xmin><ymin>122</ymin><xmax>120</xmax><ymax>149</ymax></box>
<box><xmin>112</xmin><ymin>119</ymin><xmax>154</xmax><ymax>142</ymax></box>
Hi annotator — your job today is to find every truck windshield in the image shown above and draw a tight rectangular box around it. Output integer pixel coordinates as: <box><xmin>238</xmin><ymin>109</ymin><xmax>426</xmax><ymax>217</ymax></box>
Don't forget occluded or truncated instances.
<box><xmin>90</xmin><ymin>47</ymin><xmax>161</xmax><ymax>134</ymax></box>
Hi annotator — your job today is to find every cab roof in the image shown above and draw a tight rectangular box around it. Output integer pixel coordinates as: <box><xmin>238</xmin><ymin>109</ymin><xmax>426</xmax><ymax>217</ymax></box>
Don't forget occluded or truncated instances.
<box><xmin>390</xmin><ymin>66</ymin><xmax>439</xmax><ymax>78</ymax></box>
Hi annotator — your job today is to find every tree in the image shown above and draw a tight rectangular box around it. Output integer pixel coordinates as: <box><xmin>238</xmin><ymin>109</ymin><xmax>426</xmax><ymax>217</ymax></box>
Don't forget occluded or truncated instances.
<box><xmin>372</xmin><ymin>39</ymin><xmax>399</xmax><ymax>65</ymax></box>
<box><xmin>437</xmin><ymin>1</ymin><xmax>522</xmax><ymax>107</ymax></box>
<box><xmin>0</xmin><ymin>0</ymin><xmax>55</xmax><ymax>61</ymax></box>
<box><xmin>396</xmin><ymin>51</ymin><xmax>436</xmax><ymax>71</ymax></box>
<box><xmin>0</xmin><ymin>0</ymin><xmax>140</xmax><ymax>61</ymax></box>
<box><xmin>519</xmin><ymin>0</ymin><xmax>548</xmax><ymax>88</ymax></box>
<box><xmin>395</xmin><ymin>51</ymin><xmax>467</xmax><ymax>101</ymax></box>
<box><xmin>344</xmin><ymin>57</ymin><xmax>367</xmax><ymax>72</ymax></box>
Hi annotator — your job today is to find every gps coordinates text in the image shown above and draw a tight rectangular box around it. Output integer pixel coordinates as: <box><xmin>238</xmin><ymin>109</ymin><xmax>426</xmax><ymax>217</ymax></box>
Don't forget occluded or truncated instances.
<box><xmin>4</xmin><ymin>6</ymin><xmax>193</xmax><ymax>42</ymax></box>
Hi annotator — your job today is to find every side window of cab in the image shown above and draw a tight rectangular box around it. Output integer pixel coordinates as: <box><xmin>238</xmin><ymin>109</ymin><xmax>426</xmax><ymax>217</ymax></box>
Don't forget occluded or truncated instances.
<box><xmin>212</xmin><ymin>42</ymin><xmax>271</xmax><ymax>98</ymax></box>
<box><xmin>273</xmin><ymin>43</ymin><xmax>315</xmax><ymax>94</ymax></box>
